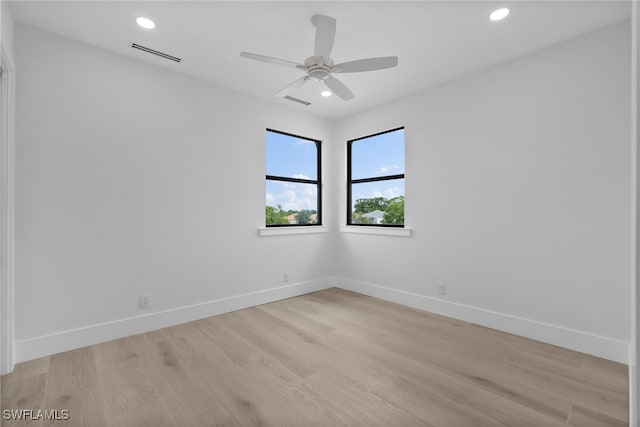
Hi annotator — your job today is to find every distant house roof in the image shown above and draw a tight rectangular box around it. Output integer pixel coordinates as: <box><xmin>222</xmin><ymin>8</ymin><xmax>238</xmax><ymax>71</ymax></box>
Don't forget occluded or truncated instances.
<box><xmin>362</xmin><ymin>210</ymin><xmax>385</xmax><ymax>220</ymax></box>
<box><xmin>285</xmin><ymin>213</ymin><xmax>298</xmax><ymax>224</ymax></box>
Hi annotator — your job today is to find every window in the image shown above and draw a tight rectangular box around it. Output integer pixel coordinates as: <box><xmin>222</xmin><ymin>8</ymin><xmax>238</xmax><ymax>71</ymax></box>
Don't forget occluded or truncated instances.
<box><xmin>347</xmin><ymin>127</ymin><xmax>405</xmax><ymax>226</ymax></box>
<box><xmin>265</xmin><ymin>129</ymin><xmax>321</xmax><ymax>226</ymax></box>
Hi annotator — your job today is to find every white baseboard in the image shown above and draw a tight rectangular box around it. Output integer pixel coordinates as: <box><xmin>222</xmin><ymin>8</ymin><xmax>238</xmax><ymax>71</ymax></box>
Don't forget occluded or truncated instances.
<box><xmin>14</xmin><ymin>278</ymin><xmax>331</xmax><ymax>364</ymax></box>
<box><xmin>14</xmin><ymin>277</ymin><xmax>629</xmax><ymax>365</ymax></box>
<box><xmin>335</xmin><ymin>276</ymin><xmax>629</xmax><ymax>364</ymax></box>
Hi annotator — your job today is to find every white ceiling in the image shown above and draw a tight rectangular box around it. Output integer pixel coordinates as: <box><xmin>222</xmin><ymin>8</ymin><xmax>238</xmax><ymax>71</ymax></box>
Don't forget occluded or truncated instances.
<box><xmin>10</xmin><ymin>1</ymin><xmax>631</xmax><ymax>120</ymax></box>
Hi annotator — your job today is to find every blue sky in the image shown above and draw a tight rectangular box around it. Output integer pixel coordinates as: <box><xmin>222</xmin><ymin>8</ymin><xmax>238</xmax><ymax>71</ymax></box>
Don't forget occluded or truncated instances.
<box><xmin>266</xmin><ymin>131</ymin><xmax>318</xmax><ymax>211</ymax></box>
<box><xmin>266</xmin><ymin>128</ymin><xmax>404</xmax><ymax>211</ymax></box>
<box><xmin>350</xmin><ymin>129</ymin><xmax>405</xmax><ymax>207</ymax></box>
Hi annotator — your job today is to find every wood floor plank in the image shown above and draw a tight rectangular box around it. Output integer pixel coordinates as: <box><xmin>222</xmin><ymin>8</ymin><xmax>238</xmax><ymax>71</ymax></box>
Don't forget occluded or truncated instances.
<box><xmin>379</xmin><ymin>330</ymin><xmax>574</xmax><ymax>422</ymax></box>
<box><xmin>7</xmin><ymin>358</ymin><xmax>50</xmax><ymax>381</ymax></box>
<box><xmin>372</xmin><ymin>374</ymin><xmax>499</xmax><ymax>427</ymax></box>
<box><xmin>129</xmin><ymin>335</ymin><xmax>235</xmax><ymax>426</ymax></box>
<box><xmin>303</xmin><ymin>369</ymin><xmax>428</xmax><ymax>426</ymax></box>
<box><xmin>258</xmin><ymin>301</ymin><xmax>336</xmax><ymax>335</ymax></box>
<box><xmin>191</xmin><ymin>318</ymin><xmax>263</xmax><ymax>368</ymax></box>
<box><xmin>478</xmin><ymin>351</ymin><xmax>629</xmax><ymax>421</ymax></box>
<box><xmin>463</xmin><ymin>386</ymin><xmax>568</xmax><ymax>427</ymax></box>
<box><xmin>567</xmin><ymin>404</ymin><xmax>628</xmax><ymax>427</ymax></box>
<box><xmin>175</xmin><ymin>322</ymin><xmax>334</xmax><ymax>426</ymax></box>
<box><xmin>214</xmin><ymin>311</ymin><xmax>319</xmax><ymax>379</ymax></box>
<box><xmin>46</xmin><ymin>347</ymin><xmax>98</xmax><ymax>393</ymax></box>
<box><xmin>42</xmin><ymin>347</ymin><xmax>105</xmax><ymax>426</ymax></box>
<box><xmin>42</xmin><ymin>386</ymin><xmax>104</xmax><ymax>427</ymax></box>
<box><xmin>93</xmin><ymin>336</ymin><xmax>159</xmax><ymax>421</ymax></box>
<box><xmin>582</xmin><ymin>354</ymin><xmax>630</xmax><ymax>385</ymax></box>
<box><xmin>167</xmin><ymin>338</ymin><xmax>270</xmax><ymax>426</ymax></box>
<box><xmin>1</xmin><ymin>289</ymin><xmax>630</xmax><ymax>426</ymax></box>
<box><xmin>1</xmin><ymin>373</ymin><xmax>47</xmax><ymax>427</ymax></box>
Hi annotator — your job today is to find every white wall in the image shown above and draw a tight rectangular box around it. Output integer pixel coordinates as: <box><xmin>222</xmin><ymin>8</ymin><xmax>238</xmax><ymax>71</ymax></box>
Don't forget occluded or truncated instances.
<box><xmin>333</xmin><ymin>22</ymin><xmax>631</xmax><ymax>362</ymax></box>
<box><xmin>1</xmin><ymin>2</ymin><xmax>14</xmax><ymax>54</ymax></box>
<box><xmin>14</xmin><ymin>24</ymin><xmax>334</xmax><ymax>361</ymax></box>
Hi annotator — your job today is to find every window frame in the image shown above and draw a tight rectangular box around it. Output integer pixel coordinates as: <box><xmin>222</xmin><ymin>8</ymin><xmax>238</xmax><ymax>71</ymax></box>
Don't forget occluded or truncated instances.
<box><xmin>265</xmin><ymin>128</ymin><xmax>322</xmax><ymax>227</ymax></box>
<box><xmin>347</xmin><ymin>127</ymin><xmax>405</xmax><ymax>228</ymax></box>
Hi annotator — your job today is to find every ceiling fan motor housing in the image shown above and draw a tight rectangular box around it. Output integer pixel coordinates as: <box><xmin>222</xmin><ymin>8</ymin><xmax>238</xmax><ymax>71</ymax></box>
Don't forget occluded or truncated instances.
<box><xmin>305</xmin><ymin>56</ymin><xmax>333</xmax><ymax>81</ymax></box>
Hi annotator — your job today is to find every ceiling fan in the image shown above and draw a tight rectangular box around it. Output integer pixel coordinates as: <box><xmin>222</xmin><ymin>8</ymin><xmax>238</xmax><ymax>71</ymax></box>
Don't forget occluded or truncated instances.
<box><xmin>240</xmin><ymin>14</ymin><xmax>398</xmax><ymax>101</ymax></box>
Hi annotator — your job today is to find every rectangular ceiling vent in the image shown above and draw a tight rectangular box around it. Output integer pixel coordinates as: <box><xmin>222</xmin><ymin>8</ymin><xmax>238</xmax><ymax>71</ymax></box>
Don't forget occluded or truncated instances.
<box><xmin>130</xmin><ymin>43</ymin><xmax>182</xmax><ymax>63</ymax></box>
<box><xmin>284</xmin><ymin>96</ymin><xmax>311</xmax><ymax>106</ymax></box>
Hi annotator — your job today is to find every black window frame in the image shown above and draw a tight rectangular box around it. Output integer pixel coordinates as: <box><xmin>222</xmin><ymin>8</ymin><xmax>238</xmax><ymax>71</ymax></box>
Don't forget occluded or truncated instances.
<box><xmin>347</xmin><ymin>127</ymin><xmax>405</xmax><ymax>227</ymax></box>
<box><xmin>265</xmin><ymin>128</ymin><xmax>322</xmax><ymax>227</ymax></box>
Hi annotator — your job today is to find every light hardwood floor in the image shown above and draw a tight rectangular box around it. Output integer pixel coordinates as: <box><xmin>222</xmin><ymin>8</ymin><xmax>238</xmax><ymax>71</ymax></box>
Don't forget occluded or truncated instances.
<box><xmin>1</xmin><ymin>288</ymin><xmax>629</xmax><ymax>426</ymax></box>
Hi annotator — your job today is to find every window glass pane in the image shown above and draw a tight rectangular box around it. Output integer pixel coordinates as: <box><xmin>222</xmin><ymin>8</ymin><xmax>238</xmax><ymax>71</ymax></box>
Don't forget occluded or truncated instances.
<box><xmin>266</xmin><ymin>180</ymin><xmax>318</xmax><ymax>225</ymax></box>
<box><xmin>350</xmin><ymin>179</ymin><xmax>404</xmax><ymax>225</ymax></box>
<box><xmin>351</xmin><ymin>128</ymin><xmax>404</xmax><ymax>180</ymax></box>
<box><xmin>266</xmin><ymin>131</ymin><xmax>317</xmax><ymax>180</ymax></box>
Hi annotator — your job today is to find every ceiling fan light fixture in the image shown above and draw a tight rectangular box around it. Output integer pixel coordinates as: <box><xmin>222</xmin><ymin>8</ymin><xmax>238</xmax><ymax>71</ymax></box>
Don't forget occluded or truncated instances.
<box><xmin>309</xmin><ymin>68</ymin><xmax>330</xmax><ymax>81</ymax></box>
<box><xmin>321</xmin><ymin>90</ymin><xmax>332</xmax><ymax>97</ymax></box>
<box><xmin>136</xmin><ymin>17</ymin><xmax>155</xmax><ymax>29</ymax></box>
<box><xmin>489</xmin><ymin>8</ymin><xmax>510</xmax><ymax>21</ymax></box>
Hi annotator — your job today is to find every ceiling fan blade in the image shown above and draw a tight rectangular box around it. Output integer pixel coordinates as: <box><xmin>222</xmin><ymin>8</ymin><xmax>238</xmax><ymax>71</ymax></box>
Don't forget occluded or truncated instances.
<box><xmin>240</xmin><ymin>52</ymin><xmax>305</xmax><ymax>70</ymax></box>
<box><xmin>275</xmin><ymin>76</ymin><xmax>310</xmax><ymax>97</ymax></box>
<box><xmin>311</xmin><ymin>15</ymin><xmax>336</xmax><ymax>59</ymax></box>
<box><xmin>333</xmin><ymin>56</ymin><xmax>399</xmax><ymax>73</ymax></box>
<box><xmin>324</xmin><ymin>75</ymin><xmax>354</xmax><ymax>101</ymax></box>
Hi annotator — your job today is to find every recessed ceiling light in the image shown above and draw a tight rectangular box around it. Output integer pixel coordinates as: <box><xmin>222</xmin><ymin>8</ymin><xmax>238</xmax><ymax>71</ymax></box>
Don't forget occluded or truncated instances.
<box><xmin>489</xmin><ymin>8</ymin><xmax>510</xmax><ymax>21</ymax></box>
<box><xmin>321</xmin><ymin>90</ymin><xmax>332</xmax><ymax>97</ymax></box>
<box><xmin>136</xmin><ymin>17</ymin><xmax>155</xmax><ymax>29</ymax></box>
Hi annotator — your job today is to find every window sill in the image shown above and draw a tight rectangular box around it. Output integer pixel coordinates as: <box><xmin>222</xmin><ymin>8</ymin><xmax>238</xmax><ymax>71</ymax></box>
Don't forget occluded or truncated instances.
<box><xmin>339</xmin><ymin>226</ymin><xmax>412</xmax><ymax>237</ymax></box>
<box><xmin>259</xmin><ymin>226</ymin><xmax>329</xmax><ymax>237</ymax></box>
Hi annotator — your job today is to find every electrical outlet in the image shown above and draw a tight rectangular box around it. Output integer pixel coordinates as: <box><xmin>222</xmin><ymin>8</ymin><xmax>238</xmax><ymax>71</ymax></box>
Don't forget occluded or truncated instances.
<box><xmin>138</xmin><ymin>295</ymin><xmax>149</xmax><ymax>309</ymax></box>
<box><xmin>283</xmin><ymin>272</ymin><xmax>290</xmax><ymax>283</ymax></box>
<box><xmin>437</xmin><ymin>284</ymin><xmax>446</xmax><ymax>295</ymax></box>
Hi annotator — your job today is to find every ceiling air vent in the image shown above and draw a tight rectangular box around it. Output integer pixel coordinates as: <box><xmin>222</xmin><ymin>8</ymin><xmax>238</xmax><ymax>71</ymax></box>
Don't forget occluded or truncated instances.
<box><xmin>284</xmin><ymin>96</ymin><xmax>311</xmax><ymax>106</ymax></box>
<box><xmin>130</xmin><ymin>43</ymin><xmax>182</xmax><ymax>63</ymax></box>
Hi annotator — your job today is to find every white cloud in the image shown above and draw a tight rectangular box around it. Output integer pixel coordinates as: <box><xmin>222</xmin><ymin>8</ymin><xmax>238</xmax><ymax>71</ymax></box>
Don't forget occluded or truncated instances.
<box><xmin>356</xmin><ymin>186</ymin><xmax>402</xmax><ymax>200</ymax></box>
<box><xmin>378</xmin><ymin>164</ymin><xmax>400</xmax><ymax>174</ymax></box>
<box><xmin>294</xmin><ymin>139</ymin><xmax>315</xmax><ymax>146</ymax></box>
<box><xmin>281</xmin><ymin>189</ymin><xmax>297</xmax><ymax>203</ymax></box>
<box><xmin>267</xmin><ymin>182</ymin><xmax>317</xmax><ymax>211</ymax></box>
<box><xmin>384</xmin><ymin>187</ymin><xmax>401</xmax><ymax>198</ymax></box>
<box><xmin>266</xmin><ymin>192</ymin><xmax>275</xmax><ymax>204</ymax></box>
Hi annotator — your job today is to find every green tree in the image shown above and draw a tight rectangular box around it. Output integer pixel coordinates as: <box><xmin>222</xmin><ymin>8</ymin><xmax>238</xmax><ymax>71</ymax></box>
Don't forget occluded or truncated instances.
<box><xmin>382</xmin><ymin>196</ymin><xmax>404</xmax><ymax>225</ymax></box>
<box><xmin>354</xmin><ymin>197</ymin><xmax>389</xmax><ymax>214</ymax></box>
<box><xmin>297</xmin><ymin>209</ymin><xmax>312</xmax><ymax>224</ymax></box>
<box><xmin>352</xmin><ymin>211</ymin><xmax>373</xmax><ymax>224</ymax></box>
<box><xmin>351</xmin><ymin>211</ymin><xmax>369</xmax><ymax>224</ymax></box>
<box><xmin>266</xmin><ymin>205</ymin><xmax>289</xmax><ymax>225</ymax></box>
